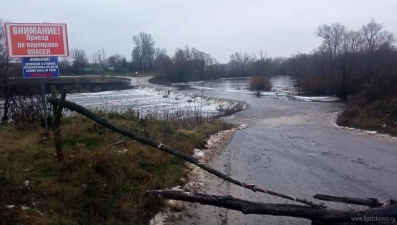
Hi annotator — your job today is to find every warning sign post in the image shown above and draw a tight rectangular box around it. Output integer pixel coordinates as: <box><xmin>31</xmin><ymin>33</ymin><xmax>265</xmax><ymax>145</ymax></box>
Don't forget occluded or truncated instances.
<box><xmin>22</xmin><ymin>57</ymin><xmax>59</xmax><ymax>79</ymax></box>
<box><xmin>4</xmin><ymin>23</ymin><xmax>69</xmax><ymax>57</ymax></box>
<box><xmin>3</xmin><ymin>22</ymin><xmax>70</xmax><ymax>132</ymax></box>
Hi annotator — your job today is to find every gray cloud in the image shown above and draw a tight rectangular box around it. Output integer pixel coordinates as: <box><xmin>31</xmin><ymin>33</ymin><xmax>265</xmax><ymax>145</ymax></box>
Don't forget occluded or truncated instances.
<box><xmin>1</xmin><ymin>0</ymin><xmax>396</xmax><ymax>62</ymax></box>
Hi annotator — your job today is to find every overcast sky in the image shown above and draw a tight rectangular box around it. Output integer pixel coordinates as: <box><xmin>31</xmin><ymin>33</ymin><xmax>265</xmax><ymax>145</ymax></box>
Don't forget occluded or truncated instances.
<box><xmin>1</xmin><ymin>0</ymin><xmax>396</xmax><ymax>63</ymax></box>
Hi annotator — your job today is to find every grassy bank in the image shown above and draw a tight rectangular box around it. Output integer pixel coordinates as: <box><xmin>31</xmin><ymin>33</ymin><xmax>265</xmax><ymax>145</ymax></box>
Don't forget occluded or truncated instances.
<box><xmin>337</xmin><ymin>98</ymin><xmax>397</xmax><ymax>136</ymax></box>
<box><xmin>0</xmin><ymin>111</ymin><xmax>233</xmax><ymax>225</ymax></box>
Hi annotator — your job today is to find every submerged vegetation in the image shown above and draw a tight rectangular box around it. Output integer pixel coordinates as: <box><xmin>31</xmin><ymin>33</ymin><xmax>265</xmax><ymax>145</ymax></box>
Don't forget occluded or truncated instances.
<box><xmin>0</xmin><ymin>110</ymin><xmax>233</xmax><ymax>225</ymax></box>
<box><xmin>248</xmin><ymin>76</ymin><xmax>272</xmax><ymax>92</ymax></box>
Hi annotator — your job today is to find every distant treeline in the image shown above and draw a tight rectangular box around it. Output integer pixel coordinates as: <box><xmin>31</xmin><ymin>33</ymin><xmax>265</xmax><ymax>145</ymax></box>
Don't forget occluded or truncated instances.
<box><xmin>57</xmin><ymin>35</ymin><xmax>288</xmax><ymax>81</ymax></box>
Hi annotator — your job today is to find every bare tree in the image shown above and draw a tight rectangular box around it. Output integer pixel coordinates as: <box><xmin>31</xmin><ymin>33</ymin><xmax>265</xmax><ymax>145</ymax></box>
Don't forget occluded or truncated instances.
<box><xmin>0</xmin><ymin>20</ymin><xmax>20</xmax><ymax>122</ymax></box>
<box><xmin>70</xmin><ymin>48</ymin><xmax>88</xmax><ymax>74</ymax></box>
<box><xmin>0</xmin><ymin>20</ymin><xmax>10</xmax><ymax>122</ymax></box>
<box><xmin>91</xmin><ymin>51</ymin><xmax>101</xmax><ymax>70</ymax></box>
<box><xmin>361</xmin><ymin>19</ymin><xmax>395</xmax><ymax>53</ymax></box>
<box><xmin>58</xmin><ymin>57</ymin><xmax>72</xmax><ymax>74</ymax></box>
<box><xmin>317</xmin><ymin>24</ymin><xmax>362</xmax><ymax>99</ymax></box>
<box><xmin>153</xmin><ymin>48</ymin><xmax>169</xmax><ymax>72</ymax></box>
<box><xmin>99</xmin><ymin>48</ymin><xmax>107</xmax><ymax>70</ymax></box>
<box><xmin>359</xmin><ymin>19</ymin><xmax>396</xmax><ymax>83</ymax></box>
<box><xmin>229</xmin><ymin>52</ymin><xmax>252</xmax><ymax>77</ymax></box>
<box><xmin>252</xmin><ymin>50</ymin><xmax>268</xmax><ymax>76</ymax></box>
<box><xmin>108</xmin><ymin>54</ymin><xmax>128</xmax><ymax>72</ymax></box>
<box><xmin>132</xmin><ymin>32</ymin><xmax>155</xmax><ymax>73</ymax></box>
<box><xmin>91</xmin><ymin>49</ymin><xmax>108</xmax><ymax>72</ymax></box>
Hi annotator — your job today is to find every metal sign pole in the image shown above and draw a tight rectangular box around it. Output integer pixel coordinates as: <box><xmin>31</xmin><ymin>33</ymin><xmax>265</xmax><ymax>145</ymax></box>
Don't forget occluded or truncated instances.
<box><xmin>40</xmin><ymin>82</ymin><xmax>49</xmax><ymax>132</ymax></box>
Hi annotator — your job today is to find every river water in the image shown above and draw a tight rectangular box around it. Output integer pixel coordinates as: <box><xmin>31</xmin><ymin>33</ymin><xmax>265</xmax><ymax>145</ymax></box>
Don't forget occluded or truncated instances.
<box><xmin>0</xmin><ymin>76</ymin><xmax>336</xmax><ymax>120</ymax></box>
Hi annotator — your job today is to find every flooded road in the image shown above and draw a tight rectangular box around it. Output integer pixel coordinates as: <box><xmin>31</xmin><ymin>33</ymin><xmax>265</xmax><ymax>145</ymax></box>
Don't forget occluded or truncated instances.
<box><xmin>166</xmin><ymin>77</ymin><xmax>397</xmax><ymax>225</ymax></box>
<box><xmin>3</xmin><ymin>76</ymin><xmax>396</xmax><ymax>224</ymax></box>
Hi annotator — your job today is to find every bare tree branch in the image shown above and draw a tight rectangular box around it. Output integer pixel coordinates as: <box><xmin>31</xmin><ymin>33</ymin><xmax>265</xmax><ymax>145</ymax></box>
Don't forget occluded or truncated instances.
<box><xmin>109</xmin><ymin>136</ymin><xmax>128</xmax><ymax>147</ymax></box>
<box><xmin>313</xmin><ymin>194</ymin><xmax>387</xmax><ymax>208</ymax></box>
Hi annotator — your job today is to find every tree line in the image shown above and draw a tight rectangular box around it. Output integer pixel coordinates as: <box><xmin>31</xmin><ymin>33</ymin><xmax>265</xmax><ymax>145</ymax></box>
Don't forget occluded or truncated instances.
<box><xmin>286</xmin><ymin>19</ymin><xmax>397</xmax><ymax>101</ymax></box>
<box><xmin>151</xmin><ymin>46</ymin><xmax>288</xmax><ymax>82</ymax></box>
<box><xmin>57</xmin><ymin>31</ymin><xmax>288</xmax><ymax>82</ymax></box>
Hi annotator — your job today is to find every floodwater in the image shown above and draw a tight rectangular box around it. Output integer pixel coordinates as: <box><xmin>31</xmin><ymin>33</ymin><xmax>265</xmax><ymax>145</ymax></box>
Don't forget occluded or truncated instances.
<box><xmin>161</xmin><ymin>77</ymin><xmax>397</xmax><ymax>225</ymax></box>
<box><xmin>0</xmin><ymin>78</ymin><xmax>247</xmax><ymax>120</ymax></box>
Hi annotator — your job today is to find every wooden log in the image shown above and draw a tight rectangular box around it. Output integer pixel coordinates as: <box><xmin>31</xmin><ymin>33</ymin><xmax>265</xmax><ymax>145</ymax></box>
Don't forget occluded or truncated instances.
<box><xmin>147</xmin><ymin>190</ymin><xmax>397</xmax><ymax>224</ymax></box>
<box><xmin>47</xmin><ymin>97</ymin><xmax>324</xmax><ymax>208</ymax></box>
<box><xmin>314</xmin><ymin>194</ymin><xmax>385</xmax><ymax>208</ymax></box>
<box><xmin>51</xmin><ymin>86</ymin><xmax>57</xmax><ymax>118</ymax></box>
<box><xmin>50</xmin><ymin>89</ymin><xmax>67</xmax><ymax>162</ymax></box>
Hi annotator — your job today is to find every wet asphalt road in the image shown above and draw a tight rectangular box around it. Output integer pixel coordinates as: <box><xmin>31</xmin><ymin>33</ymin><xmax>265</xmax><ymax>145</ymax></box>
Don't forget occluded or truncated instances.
<box><xmin>171</xmin><ymin>84</ymin><xmax>397</xmax><ymax>225</ymax></box>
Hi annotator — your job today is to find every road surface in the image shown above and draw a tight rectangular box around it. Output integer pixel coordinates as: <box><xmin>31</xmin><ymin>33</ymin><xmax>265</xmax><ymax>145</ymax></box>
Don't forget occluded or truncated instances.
<box><xmin>169</xmin><ymin>86</ymin><xmax>397</xmax><ymax>225</ymax></box>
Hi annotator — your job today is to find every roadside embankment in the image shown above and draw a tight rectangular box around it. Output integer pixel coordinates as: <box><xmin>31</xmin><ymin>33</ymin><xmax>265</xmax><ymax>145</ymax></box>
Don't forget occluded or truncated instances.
<box><xmin>149</xmin><ymin>124</ymin><xmax>247</xmax><ymax>225</ymax></box>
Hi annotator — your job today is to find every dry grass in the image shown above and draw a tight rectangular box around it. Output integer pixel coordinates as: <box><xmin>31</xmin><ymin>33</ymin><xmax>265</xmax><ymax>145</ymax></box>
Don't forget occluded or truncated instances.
<box><xmin>0</xmin><ymin>112</ymin><xmax>233</xmax><ymax>225</ymax></box>
<box><xmin>337</xmin><ymin>97</ymin><xmax>397</xmax><ymax>136</ymax></box>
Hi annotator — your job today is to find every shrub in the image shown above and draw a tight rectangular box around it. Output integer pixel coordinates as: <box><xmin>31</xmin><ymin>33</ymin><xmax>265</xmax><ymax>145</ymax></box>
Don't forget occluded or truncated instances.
<box><xmin>249</xmin><ymin>76</ymin><xmax>272</xmax><ymax>92</ymax></box>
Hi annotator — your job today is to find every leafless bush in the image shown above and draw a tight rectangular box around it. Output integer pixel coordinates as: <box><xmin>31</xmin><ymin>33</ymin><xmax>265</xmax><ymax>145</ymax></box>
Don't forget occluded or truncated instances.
<box><xmin>94</xmin><ymin>99</ymin><xmax>246</xmax><ymax>127</ymax></box>
<box><xmin>216</xmin><ymin>102</ymin><xmax>246</xmax><ymax>117</ymax></box>
<box><xmin>9</xmin><ymin>94</ymin><xmax>52</xmax><ymax>129</ymax></box>
<box><xmin>249</xmin><ymin>76</ymin><xmax>272</xmax><ymax>92</ymax></box>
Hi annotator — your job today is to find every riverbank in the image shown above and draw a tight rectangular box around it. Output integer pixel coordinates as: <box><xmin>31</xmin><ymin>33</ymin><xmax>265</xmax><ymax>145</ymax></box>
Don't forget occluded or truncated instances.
<box><xmin>0</xmin><ymin>111</ymin><xmax>234</xmax><ymax>225</ymax></box>
<box><xmin>148</xmin><ymin>75</ymin><xmax>174</xmax><ymax>86</ymax></box>
<box><xmin>0</xmin><ymin>76</ymin><xmax>132</xmax><ymax>98</ymax></box>
<box><xmin>337</xmin><ymin>97</ymin><xmax>397</xmax><ymax>136</ymax></box>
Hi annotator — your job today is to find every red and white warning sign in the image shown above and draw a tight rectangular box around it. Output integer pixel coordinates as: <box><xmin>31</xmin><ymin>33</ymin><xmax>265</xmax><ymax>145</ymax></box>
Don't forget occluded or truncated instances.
<box><xmin>3</xmin><ymin>23</ymin><xmax>69</xmax><ymax>57</ymax></box>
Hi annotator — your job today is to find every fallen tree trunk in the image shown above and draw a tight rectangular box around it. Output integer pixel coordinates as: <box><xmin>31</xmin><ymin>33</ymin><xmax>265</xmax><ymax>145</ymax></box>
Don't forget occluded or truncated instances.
<box><xmin>314</xmin><ymin>194</ymin><xmax>385</xmax><ymax>208</ymax></box>
<box><xmin>146</xmin><ymin>190</ymin><xmax>397</xmax><ymax>224</ymax></box>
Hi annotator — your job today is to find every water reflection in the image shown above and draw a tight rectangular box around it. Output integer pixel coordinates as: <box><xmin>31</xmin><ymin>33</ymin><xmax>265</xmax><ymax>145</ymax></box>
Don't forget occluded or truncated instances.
<box><xmin>174</xmin><ymin>76</ymin><xmax>295</xmax><ymax>92</ymax></box>
<box><xmin>173</xmin><ymin>76</ymin><xmax>338</xmax><ymax>102</ymax></box>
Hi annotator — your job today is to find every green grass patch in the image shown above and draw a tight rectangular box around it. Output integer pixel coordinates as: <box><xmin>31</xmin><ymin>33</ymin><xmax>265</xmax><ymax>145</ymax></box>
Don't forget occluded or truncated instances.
<box><xmin>0</xmin><ymin>112</ymin><xmax>233</xmax><ymax>225</ymax></box>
